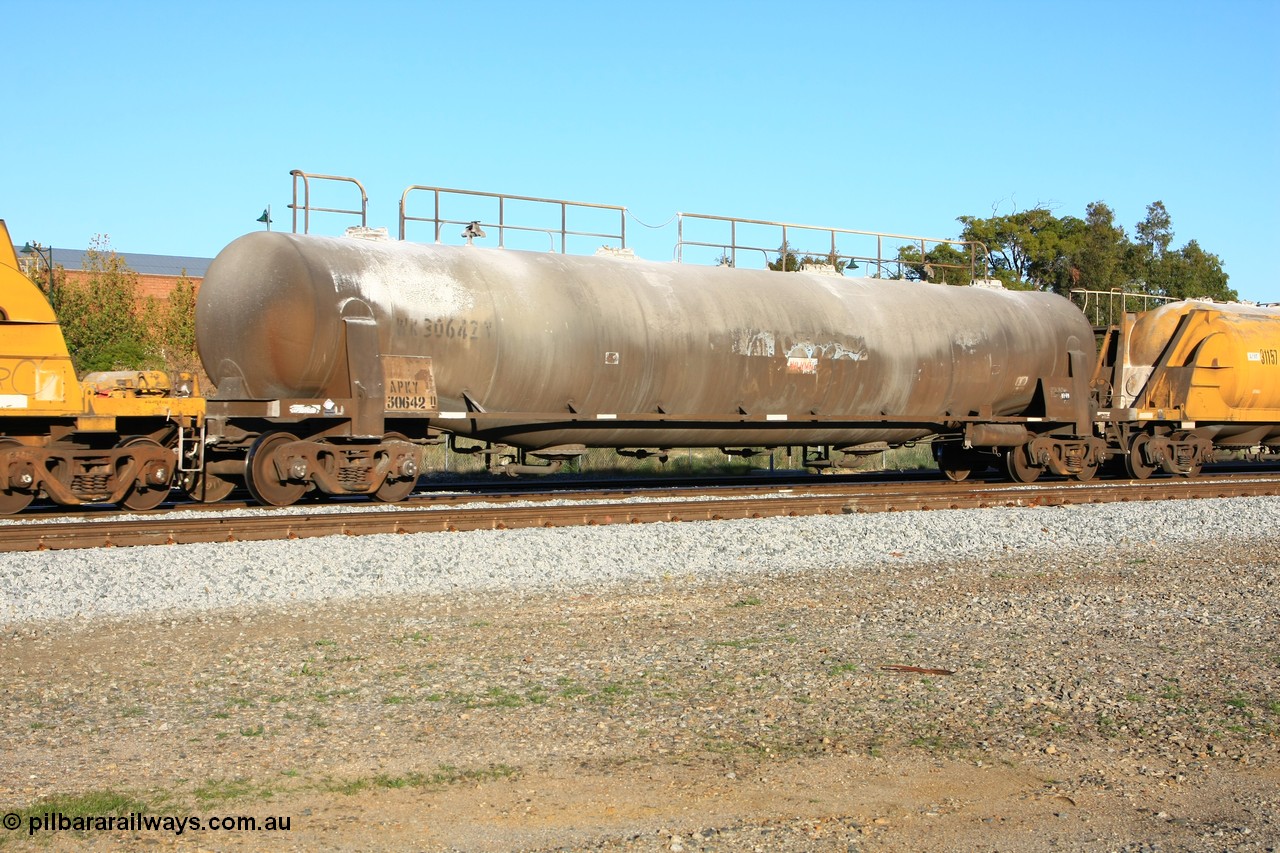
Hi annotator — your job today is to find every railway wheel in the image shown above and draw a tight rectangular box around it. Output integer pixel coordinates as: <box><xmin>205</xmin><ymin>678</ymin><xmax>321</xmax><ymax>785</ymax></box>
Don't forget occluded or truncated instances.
<box><xmin>181</xmin><ymin>469</ymin><xmax>237</xmax><ymax>504</ymax></box>
<box><xmin>1072</xmin><ymin>457</ymin><xmax>1099</xmax><ymax>482</ymax></box>
<box><xmin>1176</xmin><ymin>459</ymin><xmax>1203</xmax><ymax>479</ymax></box>
<box><xmin>942</xmin><ymin>450</ymin><xmax>967</xmax><ymax>479</ymax></box>
<box><xmin>0</xmin><ymin>439</ymin><xmax>34</xmax><ymax>515</ymax></box>
<box><xmin>935</xmin><ymin>445</ymin><xmax>973</xmax><ymax>482</ymax></box>
<box><xmin>245</xmin><ymin>432</ymin><xmax>307</xmax><ymax>507</ymax></box>
<box><xmin>118</xmin><ymin>437</ymin><xmax>174</xmax><ymax>511</ymax></box>
<box><xmin>1004</xmin><ymin>445</ymin><xmax>1042</xmax><ymax>484</ymax></box>
<box><xmin>1124</xmin><ymin>434</ymin><xmax>1156</xmax><ymax>480</ymax></box>
<box><xmin>373</xmin><ymin>433</ymin><xmax>419</xmax><ymax>503</ymax></box>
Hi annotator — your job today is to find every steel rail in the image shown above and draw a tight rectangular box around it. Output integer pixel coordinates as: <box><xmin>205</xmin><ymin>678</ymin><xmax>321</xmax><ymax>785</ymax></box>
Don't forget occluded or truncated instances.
<box><xmin>2</xmin><ymin>474</ymin><xmax>1277</xmax><ymax>553</ymax></box>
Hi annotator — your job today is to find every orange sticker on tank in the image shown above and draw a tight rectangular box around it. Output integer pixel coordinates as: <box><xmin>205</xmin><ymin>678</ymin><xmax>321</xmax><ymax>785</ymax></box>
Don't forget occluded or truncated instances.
<box><xmin>787</xmin><ymin>357</ymin><xmax>818</xmax><ymax>375</ymax></box>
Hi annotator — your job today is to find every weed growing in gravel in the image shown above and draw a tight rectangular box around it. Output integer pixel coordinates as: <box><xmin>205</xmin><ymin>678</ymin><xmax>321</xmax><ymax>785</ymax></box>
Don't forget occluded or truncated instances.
<box><xmin>8</xmin><ymin>789</ymin><xmax>149</xmax><ymax>818</ymax></box>
<box><xmin>320</xmin><ymin>764</ymin><xmax>518</xmax><ymax>796</ymax></box>
<box><xmin>289</xmin><ymin>660</ymin><xmax>325</xmax><ymax>678</ymax></box>
<box><xmin>481</xmin><ymin>686</ymin><xmax>525</xmax><ymax>708</ymax></box>
<box><xmin>730</xmin><ymin>596</ymin><xmax>762</xmax><ymax>607</ymax></box>
<box><xmin>193</xmin><ymin>778</ymin><xmax>274</xmax><ymax>804</ymax></box>
<box><xmin>559</xmin><ymin>681</ymin><xmax>590</xmax><ymax>699</ymax></box>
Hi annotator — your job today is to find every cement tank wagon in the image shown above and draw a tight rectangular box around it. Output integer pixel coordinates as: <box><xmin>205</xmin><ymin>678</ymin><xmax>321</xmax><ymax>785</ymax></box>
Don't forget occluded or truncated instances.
<box><xmin>197</xmin><ymin>231</ymin><xmax>1097</xmax><ymax>469</ymax></box>
<box><xmin>1095</xmin><ymin>299</ymin><xmax>1280</xmax><ymax>477</ymax></box>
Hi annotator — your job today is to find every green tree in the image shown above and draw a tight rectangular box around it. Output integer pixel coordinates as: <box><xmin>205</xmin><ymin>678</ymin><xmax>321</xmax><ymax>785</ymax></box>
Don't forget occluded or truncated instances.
<box><xmin>768</xmin><ymin>242</ymin><xmax>856</xmax><ymax>275</ymax></box>
<box><xmin>957</xmin><ymin>207</ymin><xmax>1065</xmax><ymax>290</ymax></box>
<box><xmin>147</xmin><ymin>273</ymin><xmax>200</xmax><ymax>373</ymax></box>
<box><xmin>53</xmin><ymin>236</ymin><xmax>155</xmax><ymax>374</ymax></box>
<box><xmin>1129</xmin><ymin>201</ymin><xmax>1236</xmax><ymax>301</ymax></box>
<box><xmin>1134</xmin><ymin>200</ymin><xmax>1173</xmax><ymax>258</ymax></box>
<box><xmin>767</xmin><ymin>241</ymin><xmax>802</xmax><ymax>272</ymax></box>
<box><xmin>954</xmin><ymin>200</ymin><xmax>1234</xmax><ymax>302</ymax></box>
<box><xmin>1069</xmin><ymin>202</ymin><xmax>1131</xmax><ymax>294</ymax></box>
<box><xmin>894</xmin><ymin>242</ymin><xmax>975</xmax><ymax>286</ymax></box>
<box><xmin>1158</xmin><ymin>239</ymin><xmax>1235</xmax><ymax>301</ymax></box>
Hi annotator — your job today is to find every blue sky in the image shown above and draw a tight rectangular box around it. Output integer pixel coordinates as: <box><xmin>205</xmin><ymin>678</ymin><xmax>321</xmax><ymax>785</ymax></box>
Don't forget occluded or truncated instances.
<box><xmin>4</xmin><ymin>0</ymin><xmax>1277</xmax><ymax>302</ymax></box>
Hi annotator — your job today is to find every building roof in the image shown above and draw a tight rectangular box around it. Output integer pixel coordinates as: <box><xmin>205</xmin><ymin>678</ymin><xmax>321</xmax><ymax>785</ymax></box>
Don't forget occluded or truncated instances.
<box><xmin>12</xmin><ymin>246</ymin><xmax>212</xmax><ymax>278</ymax></box>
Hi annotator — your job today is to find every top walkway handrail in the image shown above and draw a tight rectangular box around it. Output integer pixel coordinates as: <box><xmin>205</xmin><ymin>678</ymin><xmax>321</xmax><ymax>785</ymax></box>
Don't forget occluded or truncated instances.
<box><xmin>1070</xmin><ymin>288</ymin><xmax>1177</xmax><ymax>328</ymax></box>
<box><xmin>399</xmin><ymin>185</ymin><xmax>626</xmax><ymax>252</ymax></box>
<box><xmin>289</xmin><ymin>171</ymin><xmax>369</xmax><ymax>234</ymax></box>
<box><xmin>676</xmin><ymin>212</ymin><xmax>985</xmax><ymax>280</ymax></box>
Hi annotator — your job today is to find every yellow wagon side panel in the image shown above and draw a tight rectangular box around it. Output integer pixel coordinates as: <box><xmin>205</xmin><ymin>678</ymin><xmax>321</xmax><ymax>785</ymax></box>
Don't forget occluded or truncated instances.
<box><xmin>0</xmin><ymin>219</ymin><xmax>86</xmax><ymax>418</ymax></box>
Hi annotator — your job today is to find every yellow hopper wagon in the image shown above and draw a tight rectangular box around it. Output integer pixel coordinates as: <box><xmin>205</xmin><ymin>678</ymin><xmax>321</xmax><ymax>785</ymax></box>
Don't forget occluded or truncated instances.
<box><xmin>0</xmin><ymin>220</ymin><xmax>206</xmax><ymax>513</ymax></box>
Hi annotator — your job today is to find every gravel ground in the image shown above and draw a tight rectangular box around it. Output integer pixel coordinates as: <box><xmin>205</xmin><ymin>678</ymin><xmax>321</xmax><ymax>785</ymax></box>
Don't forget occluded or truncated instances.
<box><xmin>0</xmin><ymin>497</ymin><xmax>1277</xmax><ymax>851</ymax></box>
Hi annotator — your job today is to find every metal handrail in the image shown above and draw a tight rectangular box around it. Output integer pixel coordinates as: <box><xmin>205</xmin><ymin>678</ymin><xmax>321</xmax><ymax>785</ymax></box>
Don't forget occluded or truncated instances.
<box><xmin>1070</xmin><ymin>288</ymin><xmax>1177</xmax><ymax>327</ymax></box>
<box><xmin>289</xmin><ymin>170</ymin><xmax>369</xmax><ymax>234</ymax></box>
<box><xmin>675</xmin><ymin>212</ymin><xmax>985</xmax><ymax>280</ymax></box>
<box><xmin>399</xmin><ymin>185</ymin><xmax>626</xmax><ymax>252</ymax></box>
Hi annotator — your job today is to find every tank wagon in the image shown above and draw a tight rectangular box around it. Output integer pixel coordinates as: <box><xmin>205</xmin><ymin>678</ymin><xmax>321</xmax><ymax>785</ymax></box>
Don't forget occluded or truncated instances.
<box><xmin>1091</xmin><ymin>299</ymin><xmax>1280</xmax><ymax>477</ymax></box>
<box><xmin>196</xmin><ymin>226</ymin><xmax>1102</xmax><ymax>506</ymax></box>
<box><xmin>0</xmin><ymin>220</ymin><xmax>205</xmax><ymax>514</ymax></box>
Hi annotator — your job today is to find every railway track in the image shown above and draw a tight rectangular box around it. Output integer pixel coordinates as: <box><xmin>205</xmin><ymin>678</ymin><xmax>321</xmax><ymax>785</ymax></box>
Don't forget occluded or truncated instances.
<box><xmin>3</xmin><ymin>471</ymin><xmax>1278</xmax><ymax>553</ymax></box>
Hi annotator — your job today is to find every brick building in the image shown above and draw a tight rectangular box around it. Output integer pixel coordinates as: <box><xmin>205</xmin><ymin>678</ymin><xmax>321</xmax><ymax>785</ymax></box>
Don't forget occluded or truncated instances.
<box><xmin>13</xmin><ymin>246</ymin><xmax>212</xmax><ymax>301</ymax></box>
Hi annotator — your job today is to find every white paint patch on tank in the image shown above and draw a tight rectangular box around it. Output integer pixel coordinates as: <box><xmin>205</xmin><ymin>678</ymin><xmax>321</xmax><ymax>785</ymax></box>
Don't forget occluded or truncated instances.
<box><xmin>786</xmin><ymin>340</ymin><xmax>869</xmax><ymax>361</ymax></box>
<box><xmin>953</xmin><ymin>329</ymin><xmax>986</xmax><ymax>354</ymax></box>
<box><xmin>732</xmin><ymin>330</ymin><xmax>776</xmax><ymax>357</ymax></box>
<box><xmin>321</xmin><ymin>237</ymin><xmax>478</xmax><ymax>318</ymax></box>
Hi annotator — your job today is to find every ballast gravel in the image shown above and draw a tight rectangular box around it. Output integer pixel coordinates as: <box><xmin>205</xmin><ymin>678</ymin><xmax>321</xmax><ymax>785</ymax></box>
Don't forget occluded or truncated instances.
<box><xmin>1</xmin><ymin>495</ymin><xmax>1278</xmax><ymax>626</ymax></box>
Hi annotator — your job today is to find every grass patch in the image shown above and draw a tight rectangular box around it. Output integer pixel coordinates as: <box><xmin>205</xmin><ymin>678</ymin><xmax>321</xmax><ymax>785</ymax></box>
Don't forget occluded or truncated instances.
<box><xmin>559</xmin><ymin>683</ymin><xmax>591</xmax><ymax>699</ymax></box>
<box><xmin>288</xmin><ymin>661</ymin><xmax>325</xmax><ymax>678</ymax></box>
<box><xmin>325</xmin><ymin>764</ymin><xmax>518</xmax><ymax>795</ymax></box>
<box><xmin>192</xmin><ymin>778</ymin><xmax>274</xmax><ymax>804</ymax></box>
<box><xmin>9</xmin><ymin>788</ymin><xmax>149</xmax><ymax>818</ymax></box>
<box><xmin>480</xmin><ymin>687</ymin><xmax>525</xmax><ymax>709</ymax></box>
